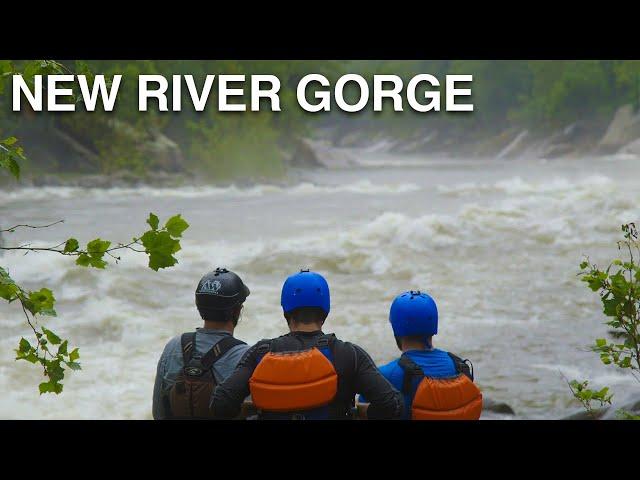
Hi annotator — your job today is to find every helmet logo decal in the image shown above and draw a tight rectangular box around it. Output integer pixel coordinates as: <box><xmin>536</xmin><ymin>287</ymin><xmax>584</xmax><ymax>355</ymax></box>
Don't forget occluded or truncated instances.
<box><xmin>200</xmin><ymin>279</ymin><xmax>222</xmax><ymax>294</ymax></box>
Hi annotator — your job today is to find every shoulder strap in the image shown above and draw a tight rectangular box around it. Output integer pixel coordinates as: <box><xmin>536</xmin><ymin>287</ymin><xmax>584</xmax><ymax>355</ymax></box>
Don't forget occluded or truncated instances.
<box><xmin>180</xmin><ymin>332</ymin><xmax>197</xmax><ymax>366</ymax></box>
<box><xmin>314</xmin><ymin>333</ymin><xmax>336</xmax><ymax>363</ymax></box>
<box><xmin>447</xmin><ymin>352</ymin><xmax>474</xmax><ymax>381</ymax></box>
<box><xmin>254</xmin><ymin>339</ymin><xmax>273</xmax><ymax>364</ymax></box>
<box><xmin>397</xmin><ymin>354</ymin><xmax>425</xmax><ymax>395</ymax></box>
<box><xmin>201</xmin><ymin>336</ymin><xmax>247</xmax><ymax>370</ymax></box>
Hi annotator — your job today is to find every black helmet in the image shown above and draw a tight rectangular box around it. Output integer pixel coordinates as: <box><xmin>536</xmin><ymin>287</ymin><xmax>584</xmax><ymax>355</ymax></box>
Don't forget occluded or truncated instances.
<box><xmin>195</xmin><ymin>268</ymin><xmax>250</xmax><ymax>318</ymax></box>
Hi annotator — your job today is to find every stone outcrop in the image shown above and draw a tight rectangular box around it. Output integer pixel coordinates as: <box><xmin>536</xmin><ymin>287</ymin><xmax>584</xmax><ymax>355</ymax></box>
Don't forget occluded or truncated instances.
<box><xmin>289</xmin><ymin>138</ymin><xmax>357</xmax><ymax>169</ymax></box>
<box><xmin>598</xmin><ymin>104</ymin><xmax>640</xmax><ymax>152</ymax></box>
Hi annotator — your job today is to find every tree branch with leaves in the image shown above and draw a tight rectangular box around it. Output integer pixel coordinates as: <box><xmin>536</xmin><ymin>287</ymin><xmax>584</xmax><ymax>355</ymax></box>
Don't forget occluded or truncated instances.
<box><xmin>569</xmin><ymin>223</ymin><xmax>640</xmax><ymax>419</ymax></box>
<box><xmin>1</xmin><ymin>60</ymin><xmax>189</xmax><ymax>395</ymax></box>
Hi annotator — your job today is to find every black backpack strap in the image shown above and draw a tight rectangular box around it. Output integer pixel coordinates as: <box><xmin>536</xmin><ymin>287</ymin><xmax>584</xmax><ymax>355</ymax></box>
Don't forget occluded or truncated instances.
<box><xmin>314</xmin><ymin>333</ymin><xmax>336</xmax><ymax>363</ymax></box>
<box><xmin>447</xmin><ymin>352</ymin><xmax>474</xmax><ymax>381</ymax></box>
<box><xmin>397</xmin><ymin>354</ymin><xmax>425</xmax><ymax>395</ymax></box>
<box><xmin>180</xmin><ymin>332</ymin><xmax>197</xmax><ymax>366</ymax></box>
<box><xmin>314</xmin><ymin>333</ymin><xmax>336</xmax><ymax>350</ymax></box>
<box><xmin>201</xmin><ymin>336</ymin><xmax>247</xmax><ymax>370</ymax></box>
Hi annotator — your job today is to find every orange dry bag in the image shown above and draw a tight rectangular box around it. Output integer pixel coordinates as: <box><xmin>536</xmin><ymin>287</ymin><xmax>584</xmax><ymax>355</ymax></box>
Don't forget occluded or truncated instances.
<box><xmin>249</xmin><ymin>335</ymin><xmax>338</xmax><ymax>420</ymax></box>
<box><xmin>398</xmin><ymin>353</ymin><xmax>482</xmax><ymax>420</ymax></box>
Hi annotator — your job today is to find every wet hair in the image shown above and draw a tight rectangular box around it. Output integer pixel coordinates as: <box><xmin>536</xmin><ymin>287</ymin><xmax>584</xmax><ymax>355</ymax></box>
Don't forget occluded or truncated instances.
<box><xmin>201</xmin><ymin>304</ymin><xmax>243</xmax><ymax>326</ymax></box>
<box><xmin>285</xmin><ymin>306</ymin><xmax>328</xmax><ymax>326</ymax></box>
<box><xmin>395</xmin><ymin>335</ymin><xmax>432</xmax><ymax>350</ymax></box>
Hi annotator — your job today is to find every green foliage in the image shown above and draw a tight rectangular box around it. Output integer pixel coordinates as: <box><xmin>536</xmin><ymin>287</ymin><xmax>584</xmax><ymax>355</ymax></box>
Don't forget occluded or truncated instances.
<box><xmin>3</xmin><ymin>264</ymin><xmax>79</xmax><ymax>394</ymax></box>
<box><xmin>1</xmin><ymin>60</ymin><xmax>190</xmax><ymax>395</ymax></box>
<box><xmin>579</xmin><ymin>223</ymin><xmax>640</xmax><ymax>372</ymax></box>
<box><xmin>138</xmin><ymin>213</ymin><xmax>189</xmax><ymax>271</ymax></box>
<box><xmin>63</xmin><ymin>238</ymin><xmax>79</xmax><ymax>253</ymax></box>
<box><xmin>2</xmin><ymin>212</ymin><xmax>190</xmax><ymax>393</ymax></box>
<box><xmin>568</xmin><ymin>380</ymin><xmax>613</xmax><ymax>417</ymax></box>
<box><xmin>0</xmin><ymin>136</ymin><xmax>25</xmax><ymax>179</ymax></box>
<box><xmin>571</xmin><ymin>223</ymin><xmax>640</xmax><ymax>419</ymax></box>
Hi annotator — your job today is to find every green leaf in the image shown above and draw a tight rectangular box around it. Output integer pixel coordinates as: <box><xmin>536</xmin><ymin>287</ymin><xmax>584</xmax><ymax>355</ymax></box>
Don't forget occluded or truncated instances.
<box><xmin>164</xmin><ymin>214</ymin><xmax>189</xmax><ymax>238</ymax></box>
<box><xmin>0</xmin><ymin>283</ymin><xmax>19</xmax><ymax>300</ymax></box>
<box><xmin>57</xmin><ymin>340</ymin><xmax>68</xmax><ymax>356</ymax></box>
<box><xmin>75</xmin><ymin>252</ymin><xmax>106</xmax><ymax>269</ymax></box>
<box><xmin>18</xmin><ymin>337</ymin><xmax>31</xmax><ymax>353</ymax></box>
<box><xmin>595</xmin><ymin>338</ymin><xmax>607</xmax><ymax>348</ymax></box>
<box><xmin>3</xmin><ymin>136</ymin><xmax>17</xmax><ymax>146</ymax></box>
<box><xmin>64</xmin><ymin>238</ymin><xmax>79</xmax><ymax>253</ymax></box>
<box><xmin>76</xmin><ymin>253</ymin><xmax>91</xmax><ymax>267</ymax></box>
<box><xmin>0</xmin><ymin>266</ymin><xmax>15</xmax><ymax>284</ymax></box>
<box><xmin>86</xmin><ymin>238</ymin><xmax>111</xmax><ymax>258</ymax></box>
<box><xmin>69</xmin><ymin>348</ymin><xmax>80</xmax><ymax>362</ymax></box>
<box><xmin>66</xmin><ymin>362</ymin><xmax>82</xmax><ymax>371</ymax></box>
<box><xmin>42</xmin><ymin>327</ymin><xmax>62</xmax><ymax>345</ymax></box>
<box><xmin>147</xmin><ymin>213</ymin><xmax>159</xmax><ymax>231</ymax></box>
<box><xmin>39</xmin><ymin>381</ymin><xmax>63</xmax><ymax>395</ymax></box>
<box><xmin>25</xmin><ymin>288</ymin><xmax>55</xmax><ymax>315</ymax></box>
<box><xmin>22</xmin><ymin>352</ymin><xmax>39</xmax><ymax>364</ymax></box>
<box><xmin>0</xmin><ymin>156</ymin><xmax>20</xmax><ymax>180</ymax></box>
<box><xmin>140</xmin><ymin>231</ymin><xmax>180</xmax><ymax>271</ymax></box>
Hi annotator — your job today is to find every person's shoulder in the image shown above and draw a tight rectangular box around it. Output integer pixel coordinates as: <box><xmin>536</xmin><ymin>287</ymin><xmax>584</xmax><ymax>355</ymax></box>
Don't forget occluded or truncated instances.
<box><xmin>163</xmin><ymin>333</ymin><xmax>185</xmax><ymax>353</ymax></box>
<box><xmin>378</xmin><ymin>357</ymin><xmax>400</xmax><ymax>372</ymax></box>
<box><xmin>245</xmin><ymin>337</ymin><xmax>277</xmax><ymax>353</ymax></box>
<box><xmin>437</xmin><ymin>348</ymin><xmax>466</xmax><ymax>362</ymax></box>
<box><xmin>332</xmin><ymin>337</ymin><xmax>377</xmax><ymax>363</ymax></box>
<box><xmin>330</xmin><ymin>335</ymin><xmax>360</xmax><ymax>353</ymax></box>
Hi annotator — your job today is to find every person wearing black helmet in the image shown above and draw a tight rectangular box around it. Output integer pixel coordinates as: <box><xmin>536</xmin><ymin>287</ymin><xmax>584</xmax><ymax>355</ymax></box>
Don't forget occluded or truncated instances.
<box><xmin>152</xmin><ymin>268</ymin><xmax>251</xmax><ymax>419</ymax></box>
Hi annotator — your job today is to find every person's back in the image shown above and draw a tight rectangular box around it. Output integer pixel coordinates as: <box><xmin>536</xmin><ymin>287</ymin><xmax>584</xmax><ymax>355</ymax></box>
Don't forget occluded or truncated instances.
<box><xmin>363</xmin><ymin>290</ymin><xmax>482</xmax><ymax>420</ymax></box>
<box><xmin>210</xmin><ymin>270</ymin><xmax>403</xmax><ymax>420</ymax></box>
<box><xmin>152</xmin><ymin>268</ymin><xmax>251</xmax><ymax>419</ymax></box>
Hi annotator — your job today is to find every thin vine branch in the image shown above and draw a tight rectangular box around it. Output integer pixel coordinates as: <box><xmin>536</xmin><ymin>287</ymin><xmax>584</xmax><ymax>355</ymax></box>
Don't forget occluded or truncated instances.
<box><xmin>1</xmin><ymin>240</ymin><xmax>142</xmax><ymax>257</ymax></box>
<box><xmin>1</xmin><ymin>220</ymin><xmax>64</xmax><ymax>233</ymax></box>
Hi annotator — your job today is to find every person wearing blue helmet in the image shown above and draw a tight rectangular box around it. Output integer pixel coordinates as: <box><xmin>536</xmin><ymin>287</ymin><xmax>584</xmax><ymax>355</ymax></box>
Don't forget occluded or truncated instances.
<box><xmin>211</xmin><ymin>270</ymin><xmax>403</xmax><ymax>420</ymax></box>
<box><xmin>359</xmin><ymin>290</ymin><xmax>480</xmax><ymax>420</ymax></box>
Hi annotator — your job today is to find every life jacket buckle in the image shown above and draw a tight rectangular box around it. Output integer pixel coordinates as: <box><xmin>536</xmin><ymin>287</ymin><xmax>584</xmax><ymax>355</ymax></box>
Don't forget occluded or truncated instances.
<box><xmin>185</xmin><ymin>366</ymin><xmax>204</xmax><ymax>376</ymax></box>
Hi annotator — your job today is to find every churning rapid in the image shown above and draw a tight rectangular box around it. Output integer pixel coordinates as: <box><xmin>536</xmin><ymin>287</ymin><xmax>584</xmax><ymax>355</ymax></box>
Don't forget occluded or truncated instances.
<box><xmin>1</xmin><ymin>151</ymin><xmax>639</xmax><ymax>419</ymax></box>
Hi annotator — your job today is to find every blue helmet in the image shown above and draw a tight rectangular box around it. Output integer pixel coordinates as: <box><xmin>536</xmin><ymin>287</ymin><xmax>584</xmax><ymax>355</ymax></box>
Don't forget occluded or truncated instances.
<box><xmin>389</xmin><ymin>290</ymin><xmax>438</xmax><ymax>337</ymax></box>
<box><xmin>281</xmin><ymin>269</ymin><xmax>330</xmax><ymax>314</ymax></box>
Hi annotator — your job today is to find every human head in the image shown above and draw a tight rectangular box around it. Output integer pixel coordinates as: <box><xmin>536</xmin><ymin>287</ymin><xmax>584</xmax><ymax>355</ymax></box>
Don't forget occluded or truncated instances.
<box><xmin>281</xmin><ymin>269</ymin><xmax>330</xmax><ymax>330</ymax></box>
<box><xmin>389</xmin><ymin>290</ymin><xmax>438</xmax><ymax>351</ymax></box>
<box><xmin>195</xmin><ymin>268</ymin><xmax>250</xmax><ymax>328</ymax></box>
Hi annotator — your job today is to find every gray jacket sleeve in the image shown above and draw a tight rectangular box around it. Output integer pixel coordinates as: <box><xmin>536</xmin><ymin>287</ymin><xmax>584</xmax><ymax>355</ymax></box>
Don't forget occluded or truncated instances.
<box><xmin>152</xmin><ymin>354</ymin><xmax>168</xmax><ymax>420</ymax></box>
<box><xmin>152</xmin><ymin>336</ymin><xmax>180</xmax><ymax>420</ymax></box>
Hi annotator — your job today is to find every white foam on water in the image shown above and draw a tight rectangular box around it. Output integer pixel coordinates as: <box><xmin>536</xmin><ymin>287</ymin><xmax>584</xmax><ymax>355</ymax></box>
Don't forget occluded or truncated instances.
<box><xmin>0</xmin><ymin>179</ymin><xmax>420</xmax><ymax>204</ymax></box>
<box><xmin>2</xmin><ymin>167</ymin><xmax>639</xmax><ymax>419</ymax></box>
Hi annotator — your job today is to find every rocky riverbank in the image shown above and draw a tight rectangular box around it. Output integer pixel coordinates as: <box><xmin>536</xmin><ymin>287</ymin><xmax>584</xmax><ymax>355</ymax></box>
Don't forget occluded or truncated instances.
<box><xmin>309</xmin><ymin>103</ymin><xmax>640</xmax><ymax>164</ymax></box>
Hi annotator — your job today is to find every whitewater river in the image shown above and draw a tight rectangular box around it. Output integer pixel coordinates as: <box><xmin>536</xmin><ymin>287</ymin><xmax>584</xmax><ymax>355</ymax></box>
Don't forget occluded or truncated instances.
<box><xmin>1</xmin><ymin>150</ymin><xmax>639</xmax><ymax>419</ymax></box>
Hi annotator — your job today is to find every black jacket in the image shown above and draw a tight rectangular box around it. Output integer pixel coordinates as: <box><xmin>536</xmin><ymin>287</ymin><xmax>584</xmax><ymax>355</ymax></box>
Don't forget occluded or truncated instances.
<box><xmin>210</xmin><ymin>330</ymin><xmax>404</xmax><ymax>419</ymax></box>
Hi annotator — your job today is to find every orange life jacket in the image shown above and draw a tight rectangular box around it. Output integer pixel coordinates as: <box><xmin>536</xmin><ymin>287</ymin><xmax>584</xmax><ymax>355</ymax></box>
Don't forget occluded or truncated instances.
<box><xmin>398</xmin><ymin>353</ymin><xmax>483</xmax><ymax>420</ymax></box>
<box><xmin>249</xmin><ymin>335</ymin><xmax>338</xmax><ymax>419</ymax></box>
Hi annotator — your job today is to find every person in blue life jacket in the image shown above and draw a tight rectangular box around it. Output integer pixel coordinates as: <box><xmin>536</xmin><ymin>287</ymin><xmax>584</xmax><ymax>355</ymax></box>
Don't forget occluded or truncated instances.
<box><xmin>358</xmin><ymin>290</ymin><xmax>482</xmax><ymax>420</ymax></box>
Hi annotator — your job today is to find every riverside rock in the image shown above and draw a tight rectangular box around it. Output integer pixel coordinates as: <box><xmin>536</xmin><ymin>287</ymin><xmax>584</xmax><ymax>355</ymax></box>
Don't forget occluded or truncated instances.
<box><xmin>598</xmin><ymin>104</ymin><xmax>640</xmax><ymax>152</ymax></box>
<box><xmin>482</xmin><ymin>397</ymin><xmax>516</xmax><ymax>415</ymax></box>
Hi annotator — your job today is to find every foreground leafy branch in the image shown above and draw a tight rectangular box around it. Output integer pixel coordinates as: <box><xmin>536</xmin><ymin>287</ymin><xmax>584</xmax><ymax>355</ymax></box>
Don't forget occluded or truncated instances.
<box><xmin>569</xmin><ymin>223</ymin><xmax>640</xmax><ymax>419</ymax></box>
<box><xmin>1</xmin><ymin>213</ymin><xmax>189</xmax><ymax>394</ymax></box>
<box><xmin>1</xmin><ymin>60</ymin><xmax>189</xmax><ymax>395</ymax></box>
